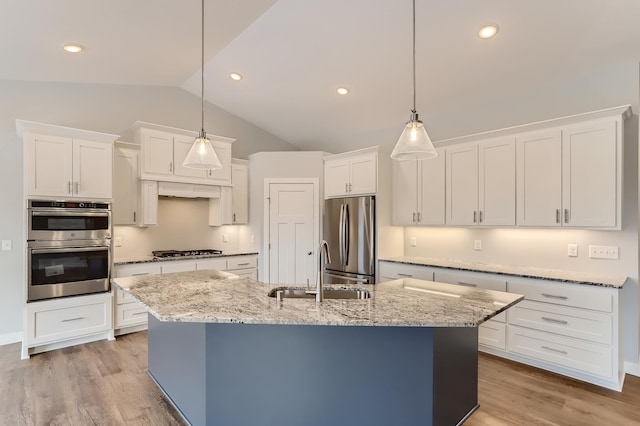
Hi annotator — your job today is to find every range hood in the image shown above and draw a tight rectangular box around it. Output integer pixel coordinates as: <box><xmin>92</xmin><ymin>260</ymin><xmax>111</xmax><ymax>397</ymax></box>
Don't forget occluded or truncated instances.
<box><xmin>157</xmin><ymin>181</ymin><xmax>221</xmax><ymax>199</ymax></box>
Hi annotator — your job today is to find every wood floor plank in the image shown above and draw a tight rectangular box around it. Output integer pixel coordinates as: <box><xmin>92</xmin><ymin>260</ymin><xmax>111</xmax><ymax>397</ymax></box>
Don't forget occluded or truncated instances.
<box><xmin>1</xmin><ymin>333</ymin><xmax>640</xmax><ymax>425</ymax></box>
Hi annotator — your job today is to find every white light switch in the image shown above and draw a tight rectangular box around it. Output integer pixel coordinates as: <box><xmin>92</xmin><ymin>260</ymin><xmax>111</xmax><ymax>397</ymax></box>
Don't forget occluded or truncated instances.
<box><xmin>589</xmin><ymin>245</ymin><xmax>619</xmax><ymax>260</ymax></box>
<box><xmin>1</xmin><ymin>240</ymin><xmax>11</xmax><ymax>251</ymax></box>
<box><xmin>567</xmin><ymin>244</ymin><xmax>578</xmax><ymax>257</ymax></box>
<box><xmin>410</xmin><ymin>237</ymin><xmax>417</xmax><ymax>247</ymax></box>
<box><xmin>223</xmin><ymin>234</ymin><xmax>229</xmax><ymax>243</ymax></box>
<box><xmin>474</xmin><ymin>240</ymin><xmax>482</xmax><ymax>251</ymax></box>
<box><xmin>114</xmin><ymin>237</ymin><xmax>122</xmax><ymax>247</ymax></box>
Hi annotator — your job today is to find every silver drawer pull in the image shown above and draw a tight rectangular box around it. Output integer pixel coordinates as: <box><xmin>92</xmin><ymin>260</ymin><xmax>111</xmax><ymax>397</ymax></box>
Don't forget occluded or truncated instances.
<box><xmin>236</xmin><ymin>262</ymin><xmax>250</xmax><ymax>266</ymax></box>
<box><xmin>456</xmin><ymin>281</ymin><xmax>477</xmax><ymax>288</ymax></box>
<box><xmin>397</xmin><ymin>273</ymin><xmax>413</xmax><ymax>277</ymax></box>
<box><xmin>132</xmin><ymin>273</ymin><xmax>149</xmax><ymax>276</ymax></box>
<box><xmin>61</xmin><ymin>317</ymin><xmax>84</xmax><ymax>323</ymax></box>
<box><xmin>541</xmin><ymin>345</ymin><xmax>568</xmax><ymax>355</ymax></box>
<box><xmin>132</xmin><ymin>312</ymin><xmax>147</xmax><ymax>316</ymax></box>
<box><xmin>541</xmin><ymin>293</ymin><xmax>568</xmax><ymax>300</ymax></box>
<box><xmin>541</xmin><ymin>316</ymin><xmax>568</xmax><ymax>325</ymax></box>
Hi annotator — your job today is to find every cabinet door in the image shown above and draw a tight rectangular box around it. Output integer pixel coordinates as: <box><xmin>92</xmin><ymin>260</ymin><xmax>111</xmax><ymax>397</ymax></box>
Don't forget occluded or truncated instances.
<box><xmin>324</xmin><ymin>157</ymin><xmax>350</xmax><ymax>198</ymax></box>
<box><xmin>478</xmin><ymin>138</ymin><xmax>515</xmax><ymax>226</ymax></box>
<box><xmin>113</xmin><ymin>147</ymin><xmax>139</xmax><ymax>225</ymax></box>
<box><xmin>516</xmin><ymin>130</ymin><xmax>562</xmax><ymax>226</ymax></box>
<box><xmin>25</xmin><ymin>134</ymin><xmax>73</xmax><ymax>197</ymax></box>
<box><xmin>562</xmin><ymin>119</ymin><xmax>618</xmax><ymax>227</ymax></box>
<box><xmin>418</xmin><ymin>148</ymin><xmax>446</xmax><ymax>225</ymax></box>
<box><xmin>139</xmin><ymin>180</ymin><xmax>158</xmax><ymax>226</ymax></box>
<box><xmin>142</xmin><ymin>129</ymin><xmax>174</xmax><ymax>177</ymax></box>
<box><xmin>231</xmin><ymin>163</ymin><xmax>249</xmax><ymax>224</ymax></box>
<box><xmin>446</xmin><ymin>144</ymin><xmax>478</xmax><ymax>225</ymax></box>
<box><xmin>206</xmin><ymin>141</ymin><xmax>232</xmax><ymax>185</ymax></box>
<box><xmin>173</xmin><ymin>135</ymin><xmax>208</xmax><ymax>179</ymax></box>
<box><xmin>161</xmin><ymin>260</ymin><xmax>197</xmax><ymax>274</ymax></box>
<box><xmin>392</xmin><ymin>160</ymin><xmax>419</xmax><ymax>225</ymax></box>
<box><xmin>349</xmin><ymin>152</ymin><xmax>377</xmax><ymax>195</ymax></box>
<box><xmin>73</xmin><ymin>139</ymin><xmax>112</xmax><ymax>199</ymax></box>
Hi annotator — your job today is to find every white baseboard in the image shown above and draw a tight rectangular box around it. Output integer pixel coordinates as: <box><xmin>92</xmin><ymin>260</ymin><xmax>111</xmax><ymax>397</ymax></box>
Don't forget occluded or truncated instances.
<box><xmin>0</xmin><ymin>332</ymin><xmax>23</xmax><ymax>346</ymax></box>
<box><xmin>624</xmin><ymin>360</ymin><xmax>640</xmax><ymax>377</ymax></box>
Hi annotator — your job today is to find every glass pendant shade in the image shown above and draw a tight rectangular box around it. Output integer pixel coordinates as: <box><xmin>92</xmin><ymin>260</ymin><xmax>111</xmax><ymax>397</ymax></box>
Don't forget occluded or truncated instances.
<box><xmin>183</xmin><ymin>130</ymin><xmax>222</xmax><ymax>170</ymax></box>
<box><xmin>391</xmin><ymin>112</ymin><xmax>438</xmax><ymax>160</ymax></box>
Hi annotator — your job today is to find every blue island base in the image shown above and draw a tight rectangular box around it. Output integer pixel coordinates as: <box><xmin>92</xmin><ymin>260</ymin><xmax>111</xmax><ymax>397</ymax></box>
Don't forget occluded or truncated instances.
<box><xmin>148</xmin><ymin>315</ymin><xmax>479</xmax><ymax>426</ymax></box>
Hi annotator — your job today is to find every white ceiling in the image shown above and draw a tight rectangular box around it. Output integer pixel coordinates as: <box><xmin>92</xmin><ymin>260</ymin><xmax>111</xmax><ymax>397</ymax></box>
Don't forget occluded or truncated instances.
<box><xmin>3</xmin><ymin>0</ymin><xmax>640</xmax><ymax>152</ymax></box>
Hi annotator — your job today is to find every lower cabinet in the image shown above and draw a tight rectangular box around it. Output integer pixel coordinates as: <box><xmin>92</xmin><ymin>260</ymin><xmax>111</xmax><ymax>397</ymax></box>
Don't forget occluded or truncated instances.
<box><xmin>114</xmin><ymin>255</ymin><xmax>259</xmax><ymax>335</ymax></box>
<box><xmin>22</xmin><ymin>292</ymin><xmax>114</xmax><ymax>359</ymax></box>
<box><xmin>378</xmin><ymin>260</ymin><xmax>622</xmax><ymax>390</ymax></box>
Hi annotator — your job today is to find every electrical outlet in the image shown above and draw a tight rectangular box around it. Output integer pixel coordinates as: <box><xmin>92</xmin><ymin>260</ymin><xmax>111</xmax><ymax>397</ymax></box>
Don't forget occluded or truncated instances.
<box><xmin>223</xmin><ymin>234</ymin><xmax>229</xmax><ymax>243</ymax></box>
<box><xmin>567</xmin><ymin>244</ymin><xmax>578</xmax><ymax>257</ymax></box>
<box><xmin>474</xmin><ymin>240</ymin><xmax>482</xmax><ymax>251</ymax></box>
<box><xmin>251</xmin><ymin>235</ymin><xmax>255</xmax><ymax>243</ymax></box>
<box><xmin>114</xmin><ymin>237</ymin><xmax>122</xmax><ymax>247</ymax></box>
<box><xmin>410</xmin><ymin>237</ymin><xmax>417</xmax><ymax>247</ymax></box>
<box><xmin>1</xmin><ymin>240</ymin><xmax>11</xmax><ymax>251</ymax></box>
<box><xmin>589</xmin><ymin>245</ymin><xmax>619</xmax><ymax>260</ymax></box>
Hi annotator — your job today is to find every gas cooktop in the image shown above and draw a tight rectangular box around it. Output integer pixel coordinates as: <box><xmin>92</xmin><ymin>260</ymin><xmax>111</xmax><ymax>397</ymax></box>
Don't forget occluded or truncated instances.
<box><xmin>152</xmin><ymin>249</ymin><xmax>223</xmax><ymax>258</ymax></box>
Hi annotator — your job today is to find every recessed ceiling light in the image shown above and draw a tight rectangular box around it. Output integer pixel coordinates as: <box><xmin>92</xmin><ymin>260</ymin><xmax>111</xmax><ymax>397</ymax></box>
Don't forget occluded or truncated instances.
<box><xmin>478</xmin><ymin>25</ymin><xmax>499</xmax><ymax>39</ymax></box>
<box><xmin>336</xmin><ymin>87</ymin><xmax>350</xmax><ymax>95</ymax></box>
<box><xmin>229</xmin><ymin>72</ymin><xmax>243</xmax><ymax>81</ymax></box>
<box><xmin>63</xmin><ymin>44</ymin><xmax>83</xmax><ymax>53</ymax></box>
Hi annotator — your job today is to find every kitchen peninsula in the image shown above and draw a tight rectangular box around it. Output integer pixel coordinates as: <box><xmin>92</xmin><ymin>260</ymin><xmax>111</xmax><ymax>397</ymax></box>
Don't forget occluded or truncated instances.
<box><xmin>112</xmin><ymin>270</ymin><xmax>523</xmax><ymax>426</ymax></box>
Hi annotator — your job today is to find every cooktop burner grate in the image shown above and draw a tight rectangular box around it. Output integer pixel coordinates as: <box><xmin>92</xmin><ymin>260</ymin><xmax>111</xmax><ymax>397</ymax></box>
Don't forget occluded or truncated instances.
<box><xmin>152</xmin><ymin>249</ymin><xmax>223</xmax><ymax>258</ymax></box>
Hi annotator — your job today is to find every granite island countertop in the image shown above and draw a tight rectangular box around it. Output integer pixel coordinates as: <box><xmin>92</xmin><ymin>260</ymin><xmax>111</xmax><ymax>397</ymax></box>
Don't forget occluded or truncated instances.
<box><xmin>111</xmin><ymin>270</ymin><xmax>523</xmax><ymax>327</ymax></box>
<box><xmin>114</xmin><ymin>251</ymin><xmax>259</xmax><ymax>266</ymax></box>
<box><xmin>380</xmin><ymin>256</ymin><xmax>627</xmax><ymax>288</ymax></box>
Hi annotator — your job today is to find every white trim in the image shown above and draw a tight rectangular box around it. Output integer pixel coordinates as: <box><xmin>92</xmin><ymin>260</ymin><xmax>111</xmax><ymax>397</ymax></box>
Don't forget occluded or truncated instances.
<box><xmin>129</xmin><ymin>121</ymin><xmax>236</xmax><ymax>143</ymax></box>
<box><xmin>0</xmin><ymin>332</ymin><xmax>22</xmax><ymax>346</ymax></box>
<box><xmin>322</xmin><ymin>145</ymin><xmax>379</xmax><ymax>162</ymax></box>
<box><xmin>16</xmin><ymin>119</ymin><xmax>120</xmax><ymax>142</ymax></box>
<box><xmin>624</xmin><ymin>360</ymin><xmax>640</xmax><ymax>377</ymax></box>
<box><xmin>263</xmin><ymin>178</ymin><xmax>320</xmax><ymax>284</ymax></box>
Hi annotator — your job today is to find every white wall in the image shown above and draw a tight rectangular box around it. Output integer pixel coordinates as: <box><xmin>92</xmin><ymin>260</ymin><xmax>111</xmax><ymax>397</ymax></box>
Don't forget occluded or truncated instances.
<box><xmin>0</xmin><ymin>80</ymin><xmax>296</xmax><ymax>340</ymax></box>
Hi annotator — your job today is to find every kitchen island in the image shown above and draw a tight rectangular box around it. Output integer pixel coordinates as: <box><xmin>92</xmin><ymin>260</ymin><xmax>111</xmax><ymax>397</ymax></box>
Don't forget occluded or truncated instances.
<box><xmin>112</xmin><ymin>270</ymin><xmax>523</xmax><ymax>426</ymax></box>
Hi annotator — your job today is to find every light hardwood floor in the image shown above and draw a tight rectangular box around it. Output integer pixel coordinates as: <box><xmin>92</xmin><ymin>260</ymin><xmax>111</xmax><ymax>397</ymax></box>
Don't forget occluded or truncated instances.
<box><xmin>1</xmin><ymin>332</ymin><xmax>639</xmax><ymax>425</ymax></box>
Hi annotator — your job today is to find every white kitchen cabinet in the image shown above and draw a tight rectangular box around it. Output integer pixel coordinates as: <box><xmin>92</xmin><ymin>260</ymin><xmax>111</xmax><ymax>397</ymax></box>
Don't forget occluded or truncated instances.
<box><xmin>392</xmin><ymin>148</ymin><xmax>445</xmax><ymax>225</ymax></box>
<box><xmin>113</xmin><ymin>263</ymin><xmax>162</xmax><ymax>335</ymax></box>
<box><xmin>113</xmin><ymin>144</ymin><xmax>139</xmax><ymax>225</ymax></box>
<box><xmin>517</xmin><ymin>117</ymin><xmax>622</xmax><ymax>229</ymax></box>
<box><xmin>324</xmin><ymin>148</ymin><xmax>377</xmax><ymax>198</ymax></box>
<box><xmin>231</xmin><ymin>159</ymin><xmax>249</xmax><ymax>224</ymax></box>
<box><xmin>173</xmin><ymin>134</ymin><xmax>208</xmax><ymax>179</ymax></box>
<box><xmin>446</xmin><ymin>137</ymin><xmax>515</xmax><ymax>226</ymax></box>
<box><xmin>208</xmin><ymin>186</ymin><xmax>233</xmax><ymax>226</ymax></box>
<box><xmin>206</xmin><ymin>141</ymin><xmax>233</xmax><ymax>185</ymax></box>
<box><xmin>378</xmin><ymin>261</ymin><xmax>436</xmax><ymax>282</ymax></box>
<box><xmin>25</xmin><ymin>133</ymin><xmax>113</xmax><ymax>200</ymax></box>
<box><xmin>22</xmin><ymin>292</ymin><xmax>114</xmax><ymax>359</ymax></box>
<box><xmin>139</xmin><ymin>180</ymin><xmax>159</xmax><ymax>226</ymax></box>
<box><xmin>161</xmin><ymin>260</ymin><xmax>197</xmax><ymax>274</ymax></box>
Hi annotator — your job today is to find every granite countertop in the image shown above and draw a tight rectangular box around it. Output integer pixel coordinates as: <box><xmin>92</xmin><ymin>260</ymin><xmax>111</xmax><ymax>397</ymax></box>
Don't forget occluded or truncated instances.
<box><xmin>114</xmin><ymin>252</ymin><xmax>259</xmax><ymax>265</ymax></box>
<box><xmin>111</xmin><ymin>270</ymin><xmax>523</xmax><ymax>327</ymax></box>
<box><xmin>380</xmin><ymin>256</ymin><xmax>627</xmax><ymax>288</ymax></box>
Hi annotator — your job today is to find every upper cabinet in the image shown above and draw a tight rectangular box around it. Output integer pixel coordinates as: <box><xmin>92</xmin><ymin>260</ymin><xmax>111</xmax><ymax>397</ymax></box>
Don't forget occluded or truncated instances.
<box><xmin>392</xmin><ymin>148</ymin><xmax>445</xmax><ymax>226</ymax></box>
<box><xmin>18</xmin><ymin>120</ymin><xmax>119</xmax><ymax>200</ymax></box>
<box><xmin>517</xmin><ymin>118</ymin><xmax>621</xmax><ymax>228</ymax></box>
<box><xmin>231</xmin><ymin>159</ymin><xmax>249</xmax><ymax>224</ymax></box>
<box><xmin>324</xmin><ymin>148</ymin><xmax>378</xmax><ymax>198</ymax></box>
<box><xmin>446</xmin><ymin>137</ymin><xmax>515</xmax><ymax>226</ymax></box>
<box><xmin>133</xmin><ymin>121</ymin><xmax>235</xmax><ymax>186</ymax></box>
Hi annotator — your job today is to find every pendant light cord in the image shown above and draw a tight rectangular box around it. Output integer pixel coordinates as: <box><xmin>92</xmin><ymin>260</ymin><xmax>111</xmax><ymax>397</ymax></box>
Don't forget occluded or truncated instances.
<box><xmin>412</xmin><ymin>0</ymin><xmax>416</xmax><ymax>113</ymax></box>
<box><xmin>201</xmin><ymin>0</ymin><xmax>205</xmax><ymax>133</ymax></box>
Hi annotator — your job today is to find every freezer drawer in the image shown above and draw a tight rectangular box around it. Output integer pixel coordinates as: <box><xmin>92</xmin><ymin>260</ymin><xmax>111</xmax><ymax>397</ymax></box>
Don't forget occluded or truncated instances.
<box><xmin>324</xmin><ymin>270</ymin><xmax>374</xmax><ymax>285</ymax></box>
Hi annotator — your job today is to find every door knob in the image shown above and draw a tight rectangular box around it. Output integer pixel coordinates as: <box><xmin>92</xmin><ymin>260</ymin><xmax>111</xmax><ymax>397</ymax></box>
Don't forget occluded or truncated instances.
<box><xmin>307</xmin><ymin>251</ymin><xmax>313</xmax><ymax>255</ymax></box>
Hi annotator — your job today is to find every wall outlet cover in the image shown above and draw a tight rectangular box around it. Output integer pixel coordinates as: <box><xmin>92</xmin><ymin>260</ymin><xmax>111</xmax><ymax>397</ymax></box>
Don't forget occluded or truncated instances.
<box><xmin>567</xmin><ymin>244</ymin><xmax>578</xmax><ymax>257</ymax></box>
<box><xmin>410</xmin><ymin>237</ymin><xmax>417</xmax><ymax>247</ymax></box>
<box><xmin>474</xmin><ymin>240</ymin><xmax>482</xmax><ymax>251</ymax></box>
<box><xmin>114</xmin><ymin>237</ymin><xmax>122</xmax><ymax>247</ymax></box>
<box><xmin>1</xmin><ymin>240</ymin><xmax>11</xmax><ymax>251</ymax></box>
<box><xmin>588</xmin><ymin>245</ymin><xmax>619</xmax><ymax>260</ymax></box>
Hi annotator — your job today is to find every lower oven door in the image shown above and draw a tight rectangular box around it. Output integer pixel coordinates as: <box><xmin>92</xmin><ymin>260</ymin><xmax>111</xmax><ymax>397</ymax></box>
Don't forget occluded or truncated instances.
<box><xmin>27</xmin><ymin>240</ymin><xmax>111</xmax><ymax>302</ymax></box>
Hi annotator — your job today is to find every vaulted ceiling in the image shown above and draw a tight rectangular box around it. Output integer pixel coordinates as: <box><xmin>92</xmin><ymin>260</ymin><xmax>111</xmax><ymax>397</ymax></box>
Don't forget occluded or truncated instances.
<box><xmin>2</xmin><ymin>0</ymin><xmax>639</xmax><ymax>152</ymax></box>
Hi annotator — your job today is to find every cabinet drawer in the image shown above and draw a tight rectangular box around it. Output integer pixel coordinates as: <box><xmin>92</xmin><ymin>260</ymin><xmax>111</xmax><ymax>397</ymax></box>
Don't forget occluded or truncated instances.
<box><xmin>115</xmin><ymin>303</ymin><xmax>148</xmax><ymax>328</ymax></box>
<box><xmin>378</xmin><ymin>262</ymin><xmax>434</xmax><ymax>281</ymax></box>
<box><xmin>509</xmin><ymin>300</ymin><xmax>612</xmax><ymax>345</ymax></box>
<box><xmin>115</xmin><ymin>263</ymin><xmax>162</xmax><ymax>278</ymax></box>
<box><xmin>31</xmin><ymin>297</ymin><xmax>111</xmax><ymax>344</ymax></box>
<box><xmin>507</xmin><ymin>325</ymin><xmax>613</xmax><ymax>379</ymax></box>
<box><xmin>231</xmin><ymin>268</ymin><xmax>258</xmax><ymax>280</ymax></box>
<box><xmin>227</xmin><ymin>256</ymin><xmax>257</xmax><ymax>271</ymax></box>
<box><xmin>509</xmin><ymin>278</ymin><xmax>612</xmax><ymax>312</ymax></box>
<box><xmin>479</xmin><ymin>320</ymin><xmax>506</xmax><ymax>350</ymax></box>
<box><xmin>196</xmin><ymin>258</ymin><xmax>228</xmax><ymax>271</ymax></box>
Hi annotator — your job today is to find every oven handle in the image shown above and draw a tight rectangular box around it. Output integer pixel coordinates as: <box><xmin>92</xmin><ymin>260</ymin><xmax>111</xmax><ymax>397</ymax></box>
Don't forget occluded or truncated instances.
<box><xmin>31</xmin><ymin>246</ymin><xmax>109</xmax><ymax>254</ymax></box>
<box><xmin>31</xmin><ymin>211</ymin><xmax>110</xmax><ymax>217</ymax></box>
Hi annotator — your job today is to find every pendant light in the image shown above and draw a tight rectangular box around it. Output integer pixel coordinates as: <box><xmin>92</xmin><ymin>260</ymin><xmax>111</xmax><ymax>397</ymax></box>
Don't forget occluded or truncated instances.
<box><xmin>391</xmin><ymin>0</ymin><xmax>438</xmax><ymax>161</ymax></box>
<box><xmin>183</xmin><ymin>0</ymin><xmax>222</xmax><ymax>170</ymax></box>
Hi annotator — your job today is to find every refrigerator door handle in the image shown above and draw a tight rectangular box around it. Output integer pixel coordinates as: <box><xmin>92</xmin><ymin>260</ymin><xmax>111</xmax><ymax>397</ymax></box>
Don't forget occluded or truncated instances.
<box><xmin>338</xmin><ymin>204</ymin><xmax>344</xmax><ymax>266</ymax></box>
<box><xmin>325</xmin><ymin>272</ymin><xmax>369</xmax><ymax>284</ymax></box>
<box><xmin>344</xmin><ymin>203</ymin><xmax>350</xmax><ymax>266</ymax></box>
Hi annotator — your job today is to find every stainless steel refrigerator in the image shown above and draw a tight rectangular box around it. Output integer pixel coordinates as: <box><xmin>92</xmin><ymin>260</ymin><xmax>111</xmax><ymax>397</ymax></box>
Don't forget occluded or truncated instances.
<box><xmin>323</xmin><ymin>196</ymin><xmax>376</xmax><ymax>285</ymax></box>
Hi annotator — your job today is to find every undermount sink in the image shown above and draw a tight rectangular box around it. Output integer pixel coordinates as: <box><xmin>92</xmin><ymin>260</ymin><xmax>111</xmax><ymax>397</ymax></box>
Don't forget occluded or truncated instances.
<box><xmin>268</xmin><ymin>287</ymin><xmax>371</xmax><ymax>300</ymax></box>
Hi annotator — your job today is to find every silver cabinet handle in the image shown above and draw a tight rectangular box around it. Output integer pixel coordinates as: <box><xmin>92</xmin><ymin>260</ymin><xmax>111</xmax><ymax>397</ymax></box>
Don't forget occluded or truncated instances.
<box><xmin>541</xmin><ymin>316</ymin><xmax>568</xmax><ymax>325</ymax></box>
<box><xmin>556</xmin><ymin>209</ymin><xmax>561</xmax><ymax>224</ymax></box>
<box><xmin>456</xmin><ymin>281</ymin><xmax>477</xmax><ymax>287</ymax></box>
<box><xmin>233</xmin><ymin>213</ymin><xmax>236</xmax><ymax>222</ymax></box>
<box><xmin>417</xmin><ymin>212</ymin><xmax>421</xmax><ymax>222</ymax></box>
<box><xmin>132</xmin><ymin>311</ymin><xmax>147</xmax><ymax>316</ymax></box>
<box><xmin>345</xmin><ymin>183</ymin><xmax>348</xmax><ymax>193</ymax></box>
<box><xmin>236</xmin><ymin>262</ymin><xmax>250</xmax><ymax>266</ymax></box>
<box><xmin>61</xmin><ymin>317</ymin><xmax>84</xmax><ymax>323</ymax></box>
<box><xmin>412</xmin><ymin>212</ymin><xmax>416</xmax><ymax>223</ymax></box>
<box><xmin>397</xmin><ymin>273</ymin><xmax>412</xmax><ymax>277</ymax></box>
<box><xmin>68</xmin><ymin>181</ymin><xmax>72</xmax><ymax>194</ymax></box>
<box><xmin>564</xmin><ymin>209</ymin><xmax>569</xmax><ymax>223</ymax></box>
<box><xmin>133</xmin><ymin>211</ymin><xmax>137</xmax><ymax>222</ymax></box>
<box><xmin>169</xmin><ymin>162</ymin><xmax>173</xmax><ymax>172</ymax></box>
<box><xmin>479</xmin><ymin>211</ymin><xmax>483</xmax><ymax>223</ymax></box>
<box><xmin>473</xmin><ymin>211</ymin><xmax>477</xmax><ymax>223</ymax></box>
<box><xmin>349</xmin><ymin>183</ymin><xmax>352</xmax><ymax>192</ymax></box>
<box><xmin>131</xmin><ymin>273</ymin><xmax>149</xmax><ymax>276</ymax></box>
<box><xmin>541</xmin><ymin>345</ymin><xmax>568</xmax><ymax>355</ymax></box>
<box><xmin>541</xmin><ymin>293</ymin><xmax>568</xmax><ymax>300</ymax></box>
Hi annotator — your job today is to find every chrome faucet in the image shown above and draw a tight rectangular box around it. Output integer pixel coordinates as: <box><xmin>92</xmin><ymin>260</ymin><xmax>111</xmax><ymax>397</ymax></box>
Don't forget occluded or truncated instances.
<box><xmin>308</xmin><ymin>240</ymin><xmax>331</xmax><ymax>302</ymax></box>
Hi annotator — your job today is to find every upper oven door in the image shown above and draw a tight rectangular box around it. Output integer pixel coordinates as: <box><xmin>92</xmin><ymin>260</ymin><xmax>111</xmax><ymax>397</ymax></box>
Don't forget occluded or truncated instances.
<box><xmin>28</xmin><ymin>209</ymin><xmax>111</xmax><ymax>241</ymax></box>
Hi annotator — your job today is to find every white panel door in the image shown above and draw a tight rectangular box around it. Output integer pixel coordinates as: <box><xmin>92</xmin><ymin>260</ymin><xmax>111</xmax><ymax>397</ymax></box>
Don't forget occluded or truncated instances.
<box><xmin>392</xmin><ymin>160</ymin><xmax>419</xmax><ymax>225</ymax></box>
<box><xmin>26</xmin><ymin>134</ymin><xmax>73</xmax><ymax>197</ymax></box>
<box><xmin>142</xmin><ymin>129</ymin><xmax>174</xmax><ymax>176</ymax></box>
<box><xmin>231</xmin><ymin>163</ymin><xmax>249</xmax><ymax>224</ymax></box>
<box><xmin>268</xmin><ymin>183</ymin><xmax>316</xmax><ymax>285</ymax></box>
<box><xmin>446</xmin><ymin>144</ymin><xmax>478</xmax><ymax>225</ymax></box>
<box><xmin>419</xmin><ymin>148</ymin><xmax>446</xmax><ymax>225</ymax></box>
<box><xmin>349</xmin><ymin>153</ymin><xmax>377</xmax><ymax>195</ymax></box>
<box><xmin>562</xmin><ymin>119</ymin><xmax>617</xmax><ymax>227</ymax></box>
<box><xmin>73</xmin><ymin>139</ymin><xmax>112</xmax><ymax>199</ymax></box>
<box><xmin>324</xmin><ymin>158</ymin><xmax>350</xmax><ymax>198</ymax></box>
<box><xmin>516</xmin><ymin>130</ymin><xmax>562</xmax><ymax>226</ymax></box>
<box><xmin>206</xmin><ymin>141</ymin><xmax>232</xmax><ymax>184</ymax></box>
<box><xmin>478</xmin><ymin>138</ymin><xmax>515</xmax><ymax>226</ymax></box>
<box><xmin>173</xmin><ymin>135</ymin><xmax>207</xmax><ymax>179</ymax></box>
<box><xmin>113</xmin><ymin>147</ymin><xmax>138</xmax><ymax>225</ymax></box>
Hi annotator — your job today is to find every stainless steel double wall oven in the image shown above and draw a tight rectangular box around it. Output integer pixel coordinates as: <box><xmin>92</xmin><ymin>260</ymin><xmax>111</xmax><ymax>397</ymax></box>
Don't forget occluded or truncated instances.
<box><xmin>27</xmin><ymin>200</ymin><xmax>111</xmax><ymax>302</ymax></box>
